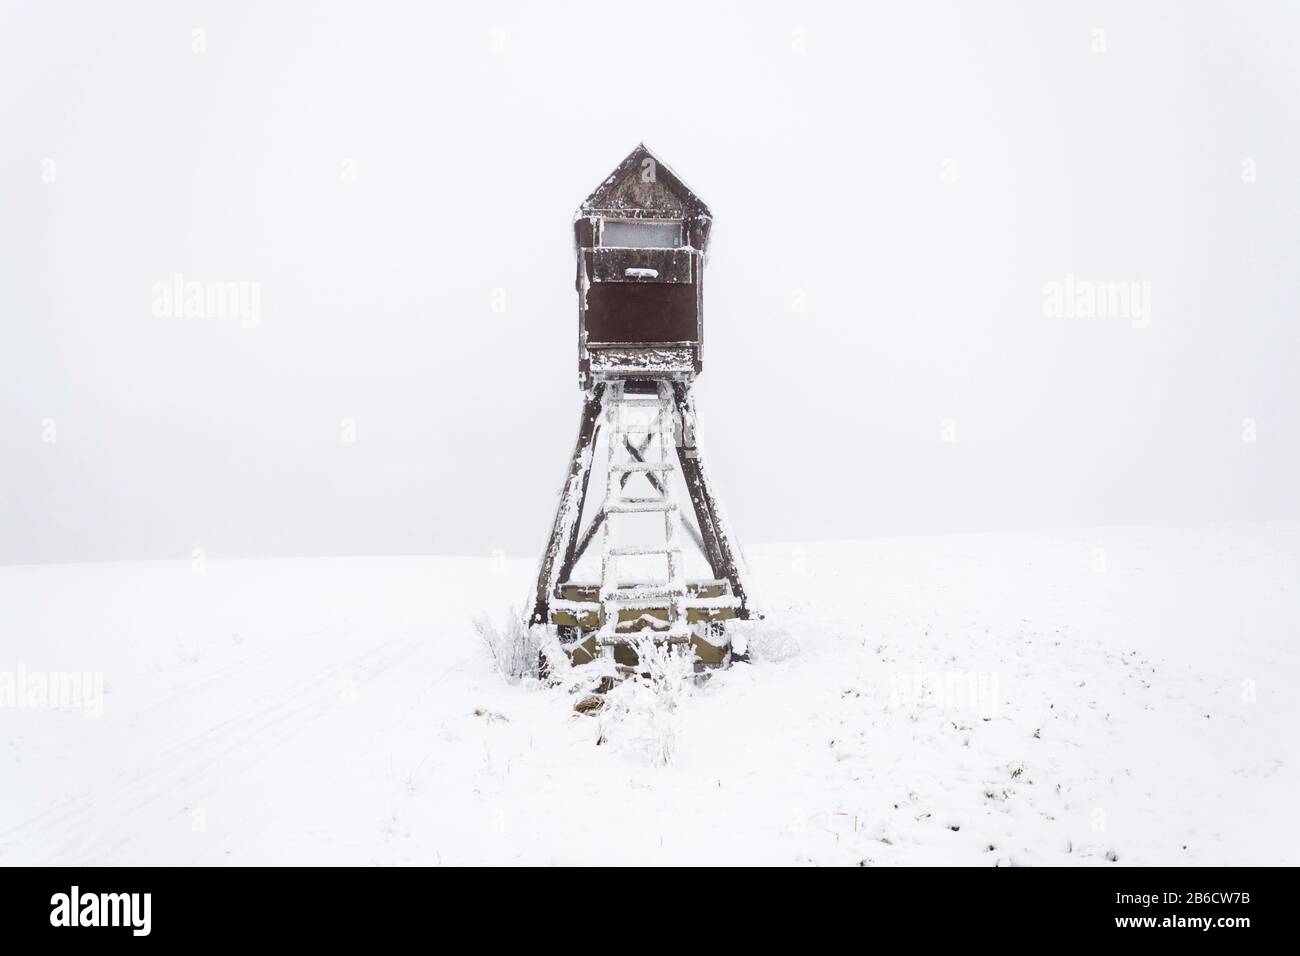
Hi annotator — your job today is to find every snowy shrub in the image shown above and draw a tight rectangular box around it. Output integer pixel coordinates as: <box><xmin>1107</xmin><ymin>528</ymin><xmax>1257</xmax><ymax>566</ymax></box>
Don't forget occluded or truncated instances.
<box><xmin>535</xmin><ymin>629</ymin><xmax>604</xmax><ymax>694</ymax></box>
<box><xmin>597</xmin><ymin>636</ymin><xmax>697</xmax><ymax>767</ymax></box>
<box><xmin>473</xmin><ymin>608</ymin><xmax>553</xmax><ymax>683</ymax></box>
<box><xmin>635</xmin><ymin>635</ymin><xmax>697</xmax><ymax>710</ymax></box>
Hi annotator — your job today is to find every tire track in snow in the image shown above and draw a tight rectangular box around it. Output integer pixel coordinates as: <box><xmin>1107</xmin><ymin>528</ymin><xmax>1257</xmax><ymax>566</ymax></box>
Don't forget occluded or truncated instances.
<box><xmin>0</xmin><ymin>637</ymin><xmax>420</xmax><ymax>864</ymax></box>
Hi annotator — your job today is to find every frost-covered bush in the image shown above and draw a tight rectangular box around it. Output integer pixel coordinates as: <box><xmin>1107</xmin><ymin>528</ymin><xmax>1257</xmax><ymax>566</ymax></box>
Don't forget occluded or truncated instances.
<box><xmin>597</xmin><ymin>636</ymin><xmax>697</xmax><ymax>766</ymax></box>
<box><xmin>473</xmin><ymin>608</ymin><xmax>553</xmax><ymax>683</ymax></box>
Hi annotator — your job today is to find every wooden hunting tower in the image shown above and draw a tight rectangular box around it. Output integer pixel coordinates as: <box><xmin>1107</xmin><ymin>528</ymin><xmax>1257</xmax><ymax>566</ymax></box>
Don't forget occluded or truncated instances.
<box><xmin>532</xmin><ymin>145</ymin><xmax>750</xmax><ymax>671</ymax></box>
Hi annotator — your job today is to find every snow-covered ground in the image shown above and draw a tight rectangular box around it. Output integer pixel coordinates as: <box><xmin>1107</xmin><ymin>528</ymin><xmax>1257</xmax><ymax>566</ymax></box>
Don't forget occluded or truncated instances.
<box><xmin>1</xmin><ymin>523</ymin><xmax>1296</xmax><ymax>866</ymax></box>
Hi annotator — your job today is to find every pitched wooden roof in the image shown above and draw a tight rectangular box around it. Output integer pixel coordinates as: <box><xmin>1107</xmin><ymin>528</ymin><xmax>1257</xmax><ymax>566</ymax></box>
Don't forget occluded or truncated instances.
<box><xmin>578</xmin><ymin>144</ymin><xmax>711</xmax><ymax>220</ymax></box>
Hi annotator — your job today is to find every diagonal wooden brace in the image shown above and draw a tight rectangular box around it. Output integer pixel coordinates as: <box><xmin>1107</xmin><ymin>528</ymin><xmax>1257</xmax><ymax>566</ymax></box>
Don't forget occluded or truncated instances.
<box><xmin>530</xmin><ymin>384</ymin><xmax>605</xmax><ymax>625</ymax></box>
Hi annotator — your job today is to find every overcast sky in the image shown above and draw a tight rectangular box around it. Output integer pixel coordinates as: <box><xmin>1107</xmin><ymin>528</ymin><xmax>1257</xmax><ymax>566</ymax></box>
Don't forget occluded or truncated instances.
<box><xmin>2</xmin><ymin>0</ymin><xmax>1298</xmax><ymax>565</ymax></box>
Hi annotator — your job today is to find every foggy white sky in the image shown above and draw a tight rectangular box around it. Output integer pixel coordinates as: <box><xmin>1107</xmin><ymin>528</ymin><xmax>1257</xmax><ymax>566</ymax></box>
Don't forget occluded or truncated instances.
<box><xmin>2</xmin><ymin>0</ymin><xmax>1298</xmax><ymax>565</ymax></box>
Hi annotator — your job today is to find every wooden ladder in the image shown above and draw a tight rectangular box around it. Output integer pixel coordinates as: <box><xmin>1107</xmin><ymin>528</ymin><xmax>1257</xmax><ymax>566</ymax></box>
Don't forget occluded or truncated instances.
<box><xmin>595</xmin><ymin>380</ymin><xmax>691</xmax><ymax>656</ymax></box>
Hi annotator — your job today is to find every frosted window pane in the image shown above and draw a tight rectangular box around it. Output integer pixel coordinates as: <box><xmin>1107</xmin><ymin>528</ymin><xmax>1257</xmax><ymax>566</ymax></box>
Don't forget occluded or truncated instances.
<box><xmin>601</xmin><ymin>220</ymin><xmax>681</xmax><ymax>248</ymax></box>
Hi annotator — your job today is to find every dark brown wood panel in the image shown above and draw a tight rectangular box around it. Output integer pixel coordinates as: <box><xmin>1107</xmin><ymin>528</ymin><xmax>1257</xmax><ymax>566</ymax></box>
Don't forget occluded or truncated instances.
<box><xmin>584</xmin><ymin>283</ymin><xmax>699</xmax><ymax>343</ymax></box>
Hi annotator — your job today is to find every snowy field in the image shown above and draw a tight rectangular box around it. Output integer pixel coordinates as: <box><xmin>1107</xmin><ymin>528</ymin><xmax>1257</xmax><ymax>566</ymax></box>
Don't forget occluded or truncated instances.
<box><xmin>1</xmin><ymin>522</ymin><xmax>1296</xmax><ymax>866</ymax></box>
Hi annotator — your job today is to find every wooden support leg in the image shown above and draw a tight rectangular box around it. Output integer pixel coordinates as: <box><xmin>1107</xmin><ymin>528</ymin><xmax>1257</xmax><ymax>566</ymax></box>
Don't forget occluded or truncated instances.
<box><xmin>671</xmin><ymin>381</ymin><xmax>750</xmax><ymax>617</ymax></box>
<box><xmin>530</xmin><ymin>384</ymin><xmax>605</xmax><ymax>626</ymax></box>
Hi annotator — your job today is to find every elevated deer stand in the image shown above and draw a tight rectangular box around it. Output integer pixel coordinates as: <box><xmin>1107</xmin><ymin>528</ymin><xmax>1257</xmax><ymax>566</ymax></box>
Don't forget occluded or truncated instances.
<box><xmin>530</xmin><ymin>145</ymin><xmax>750</xmax><ymax>673</ymax></box>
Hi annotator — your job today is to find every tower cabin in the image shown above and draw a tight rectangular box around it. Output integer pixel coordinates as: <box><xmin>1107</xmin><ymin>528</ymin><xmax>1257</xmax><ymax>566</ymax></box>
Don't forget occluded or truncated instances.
<box><xmin>575</xmin><ymin>144</ymin><xmax>711</xmax><ymax>387</ymax></box>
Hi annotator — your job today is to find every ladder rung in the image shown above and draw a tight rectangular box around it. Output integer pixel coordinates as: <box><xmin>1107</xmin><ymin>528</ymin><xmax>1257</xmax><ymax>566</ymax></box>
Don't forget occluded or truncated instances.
<box><xmin>609</xmin><ymin>544</ymin><xmax>681</xmax><ymax>556</ymax></box>
<box><xmin>609</xmin><ymin>461</ymin><xmax>676</xmax><ymax>473</ymax></box>
<box><xmin>605</xmin><ymin>598</ymin><xmax>671</xmax><ymax>609</ymax></box>
<box><xmin>610</xmin><ymin>578</ymin><xmax>680</xmax><ymax>589</ymax></box>
<box><xmin>606</xmin><ymin>499</ymin><xmax>677</xmax><ymax>514</ymax></box>
<box><xmin>654</xmin><ymin>627</ymin><xmax>694</xmax><ymax>640</ymax></box>
<box><xmin>628</xmin><ymin>620</ymin><xmax>694</xmax><ymax>637</ymax></box>
<box><xmin>606</xmin><ymin>583</ymin><xmax>687</xmax><ymax>599</ymax></box>
<box><xmin>597</xmin><ymin>631</ymin><xmax>692</xmax><ymax>646</ymax></box>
